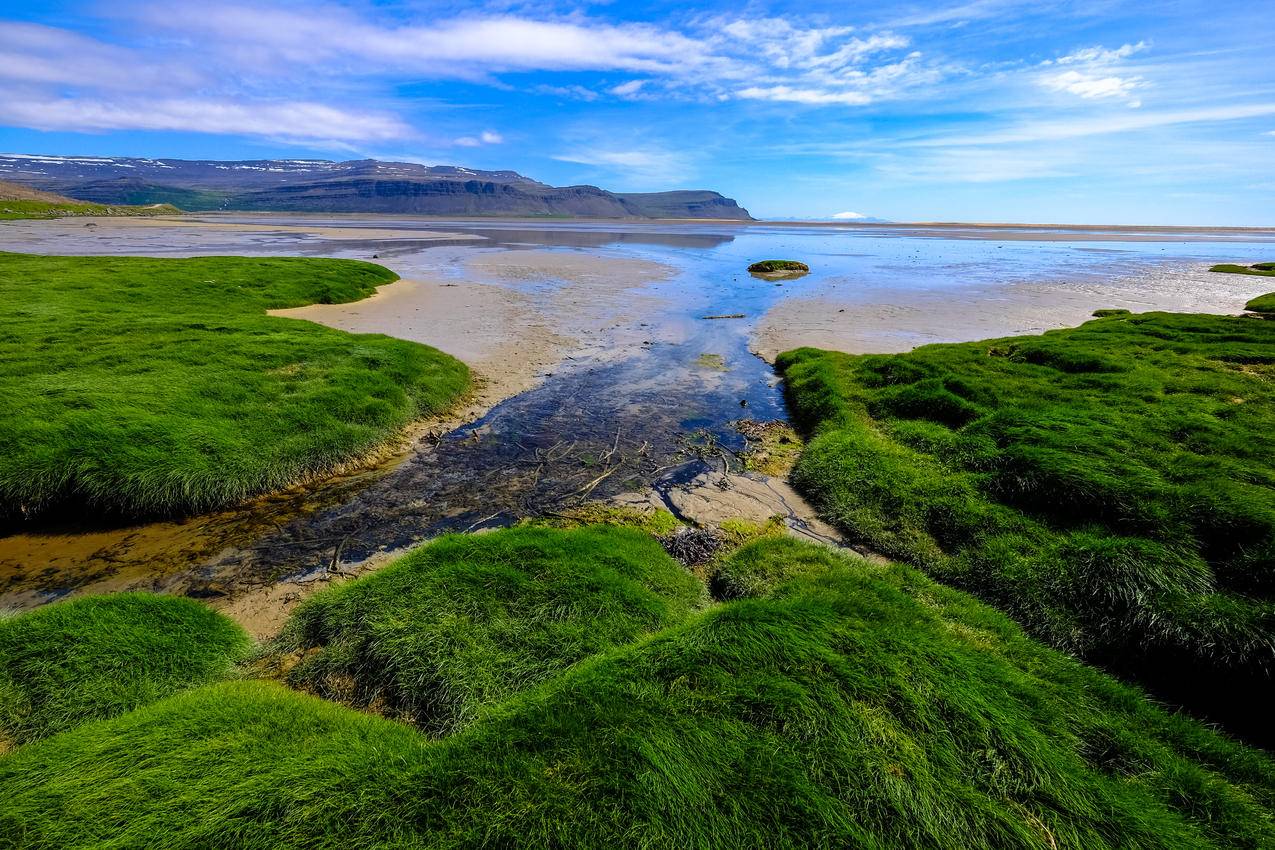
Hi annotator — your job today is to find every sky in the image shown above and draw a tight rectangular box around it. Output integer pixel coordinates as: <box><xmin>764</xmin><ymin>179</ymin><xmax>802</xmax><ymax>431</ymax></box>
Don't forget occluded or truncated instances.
<box><xmin>0</xmin><ymin>0</ymin><xmax>1272</xmax><ymax>224</ymax></box>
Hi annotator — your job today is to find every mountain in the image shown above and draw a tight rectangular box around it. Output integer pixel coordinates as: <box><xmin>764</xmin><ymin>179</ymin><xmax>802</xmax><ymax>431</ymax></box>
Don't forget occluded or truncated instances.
<box><xmin>0</xmin><ymin>155</ymin><xmax>753</xmax><ymax>220</ymax></box>
<box><xmin>0</xmin><ymin>179</ymin><xmax>80</xmax><ymax>203</ymax></box>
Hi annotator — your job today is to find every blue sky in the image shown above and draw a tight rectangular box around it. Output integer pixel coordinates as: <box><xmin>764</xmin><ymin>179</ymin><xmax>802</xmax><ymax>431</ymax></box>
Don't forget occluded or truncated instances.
<box><xmin>0</xmin><ymin>0</ymin><xmax>1272</xmax><ymax>224</ymax></box>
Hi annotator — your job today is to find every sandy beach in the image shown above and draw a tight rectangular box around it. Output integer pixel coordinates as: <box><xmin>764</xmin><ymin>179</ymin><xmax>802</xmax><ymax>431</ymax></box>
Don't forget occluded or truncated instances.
<box><xmin>271</xmin><ymin>248</ymin><xmax>676</xmax><ymax>410</ymax></box>
<box><xmin>752</xmin><ymin>261</ymin><xmax>1275</xmax><ymax>360</ymax></box>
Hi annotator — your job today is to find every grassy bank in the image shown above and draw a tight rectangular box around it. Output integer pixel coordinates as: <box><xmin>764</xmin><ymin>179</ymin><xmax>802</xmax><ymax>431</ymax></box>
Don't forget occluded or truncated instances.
<box><xmin>1247</xmin><ymin>292</ymin><xmax>1275</xmax><ymax>314</ymax></box>
<box><xmin>0</xmin><ymin>594</ymin><xmax>248</xmax><ymax>747</ymax></box>
<box><xmin>0</xmin><ymin>253</ymin><xmax>469</xmax><ymax>519</ymax></box>
<box><xmin>0</xmin><ymin>199</ymin><xmax>181</xmax><ymax>220</ymax></box>
<box><xmin>2</xmin><ymin>531</ymin><xmax>1273</xmax><ymax>847</ymax></box>
<box><xmin>775</xmin><ymin>305</ymin><xmax>1275</xmax><ymax>738</ymax></box>
<box><xmin>279</xmin><ymin>525</ymin><xmax>705</xmax><ymax>734</ymax></box>
<box><xmin>1211</xmin><ymin>262</ymin><xmax>1275</xmax><ymax>278</ymax></box>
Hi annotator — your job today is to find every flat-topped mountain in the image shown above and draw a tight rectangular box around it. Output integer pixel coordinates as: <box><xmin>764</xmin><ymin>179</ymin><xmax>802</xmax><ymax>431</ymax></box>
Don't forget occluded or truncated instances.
<box><xmin>0</xmin><ymin>155</ymin><xmax>752</xmax><ymax>220</ymax></box>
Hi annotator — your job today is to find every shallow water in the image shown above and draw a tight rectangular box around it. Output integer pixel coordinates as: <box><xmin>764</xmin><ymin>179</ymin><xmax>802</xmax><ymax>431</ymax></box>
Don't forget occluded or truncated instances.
<box><xmin>3</xmin><ymin>216</ymin><xmax>1274</xmax><ymax>609</ymax></box>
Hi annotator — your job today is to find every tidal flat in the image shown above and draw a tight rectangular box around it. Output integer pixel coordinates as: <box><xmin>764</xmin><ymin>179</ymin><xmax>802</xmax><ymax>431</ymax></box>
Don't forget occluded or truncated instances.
<box><xmin>4</xmin><ymin>214</ymin><xmax>1275</xmax><ymax>846</ymax></box>
<box><xmin>3</xmin><ymin>215</ymin><xmax>1274</xmax><ymax>635</ymax></box>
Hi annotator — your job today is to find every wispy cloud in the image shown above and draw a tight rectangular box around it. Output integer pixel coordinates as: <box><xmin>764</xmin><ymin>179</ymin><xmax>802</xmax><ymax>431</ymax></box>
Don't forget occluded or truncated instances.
<box><xmin>551</xmin><ymin>146</ymin><xmax>691</xmax><ymax>185</ymax></box>
<box><xmin>1038</xmin><ymin>41</ymin><xmax>1149</xmax><ymax>107</ymax></box>
<box><xmin>911</xmin><ymin>102</ymin><xmax>1275</xmax><ymax>146</ymax></box>
<box><xmin>0</xmin><ymin>94</ymin><xmax>409</xmax><ymax>144</ymax></box>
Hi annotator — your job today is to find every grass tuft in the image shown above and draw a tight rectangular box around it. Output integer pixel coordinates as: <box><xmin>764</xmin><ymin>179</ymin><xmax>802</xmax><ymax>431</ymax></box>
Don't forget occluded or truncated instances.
<box><xmin>776</xmin><ymin>307</ymin><xmax>1275</xmax><ymax>738</ymax></box>
<box><xmin>0</xmin><ymin>252</ymin><xmax>469</xmax><ymax>519</ymax></box>
<box><xmin>3</xmin><ymin>536</ymin><xmax>1274</xmax><ymax>848</ymax></box>
<box><xmin>747</xmin><ymin>259</ymin><xmax>810</xmax><ymax>273</ymax></box>
<box><xmin>0</xmin><ymin>593</ymin><xmax>248</xmax><ymax>746</ymax></box>
<box><xmin>1211</xmin><ymin>263</ymin><xmax>1275</xmax><ymax>277</ymax></box>
<box><xmin>0</xmin><ymin>200</ymin><xmax>181</xmax><ymax>220</ymax></box>
<box><xmin>276</xmin><ymin>526</ymin><xmax>705</xmax><ymax>734</ymax></box>
<box><xmin>1246</xmin><ymin>291</ymin><xmax>1275</xmax><ymax>314</ymax></box>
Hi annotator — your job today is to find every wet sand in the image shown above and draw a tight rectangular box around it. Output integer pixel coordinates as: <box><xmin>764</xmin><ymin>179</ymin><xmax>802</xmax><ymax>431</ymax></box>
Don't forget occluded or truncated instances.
<box><xmin>272</xmin><ymin>249</ymin><xmax>676</xmax><ymax>409</ymax></box>
<box><xmin>753</xmin><ymin>262</ymin><xmax>1275</xmax><ymax>360</ymax></box>
<box><xmin>4</xmin><ymin>215</ymin><xmax>1274</xmax><ymax>638</ymax></box>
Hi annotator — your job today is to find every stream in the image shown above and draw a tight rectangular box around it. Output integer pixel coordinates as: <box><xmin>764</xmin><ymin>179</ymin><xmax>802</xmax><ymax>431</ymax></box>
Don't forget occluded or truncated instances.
<box><xmin>3</xmin><ymin>216</ymin><xmax>1275</xmax><ymax>625</ymax></box>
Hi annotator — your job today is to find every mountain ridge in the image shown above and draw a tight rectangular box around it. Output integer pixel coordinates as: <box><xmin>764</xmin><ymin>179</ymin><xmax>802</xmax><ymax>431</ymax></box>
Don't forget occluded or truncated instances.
<box><xmin>0</xmin><ymin>155</ymin><xmax>753</xmax><ymax>220</ymax></box>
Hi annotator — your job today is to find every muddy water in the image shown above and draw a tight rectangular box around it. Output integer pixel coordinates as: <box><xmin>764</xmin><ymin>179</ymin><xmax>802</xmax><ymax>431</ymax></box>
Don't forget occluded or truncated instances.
<box><xmin>3</xmin><ymin>215</ymin><xmax>1275</xmax><ymax>623</ymax></box>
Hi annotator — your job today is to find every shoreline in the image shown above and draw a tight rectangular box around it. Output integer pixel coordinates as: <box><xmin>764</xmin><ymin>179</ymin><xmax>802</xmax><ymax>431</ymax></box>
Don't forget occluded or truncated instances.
<box><xmin>751</xmin><ymin>261</ymin><xmax>1275</xmax><ymax>361</ymax></box>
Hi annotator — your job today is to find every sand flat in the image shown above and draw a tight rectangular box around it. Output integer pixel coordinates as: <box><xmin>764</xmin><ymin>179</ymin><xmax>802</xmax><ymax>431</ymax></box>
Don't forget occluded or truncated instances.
<box><xmin>271</xmin><ymin>248</ymin><xmax>676</xmax><ymax>410</ymax></box>
<box><xmin>752</xmin><ymin>262</ymin><xmax>1275</xmax><ymax>360</ymax></box>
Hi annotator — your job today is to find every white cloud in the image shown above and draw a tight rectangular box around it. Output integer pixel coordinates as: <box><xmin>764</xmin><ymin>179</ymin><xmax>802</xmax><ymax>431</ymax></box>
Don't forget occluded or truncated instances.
<box><xmin>0</xmin><ymin>95</ymin><xmax>410</xmax><ymax>143</ymax></box>
<box><xmin>1054</xmin><ymin>41</ymin><xmax>1148</xmax><ymax>66</ymax></box>
<box><xmin>610</xmin><ymin>80</ymin><xmax>647</xmax><ymax>97</ymax></box>
<box><xmin>552</xmin><ymin>146</ymin><xmax>691</xmax><ymax>184</ymax></box>
<box><xmin>910</xmin><ymin>103</ymin><xmax>1275</xmax><ymax>146</ymax></box>
<box><xmin>454</xmin><ymin>130</ymin><xmax>503</xmax><ymax>147</ymax></box>
<box><xmin>1040</xmin><ymin>70</ymin><xmax>1144</xmax><ymax>101</ymax></box>
<box><xmin>1038</xmin><ymin>41</ymin><xmax>1148</xmax><ymax>106</ymax></box>
<box><xmin>129</xmin><ymin>6</ymin><xmax>939</xmax><ymax>109</ymax></box>
<box><xmin>832</xmin><ymin>211</ymin><xmax>866</xmax><ymax>219</ymax></box>
<box><xmin>0</xmin><ymin>22</ymin><xmax>202</xmax><ymax>90</ymax></box>
<box><xmin>738</xmin><ymin>86</ymin><xmax>872</xmax><ymax>105</ymax></box>
<box><xmin>132</xmin><ymin>7</ymin><xmax>724</xmax><ymax>78</ymax></box>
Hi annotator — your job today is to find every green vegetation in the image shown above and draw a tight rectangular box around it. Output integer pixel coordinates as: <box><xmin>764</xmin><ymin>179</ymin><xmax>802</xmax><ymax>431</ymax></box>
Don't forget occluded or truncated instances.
<box><xmin>0</xmin><ymin>200</ymin><xmax>181</xmax><ymax>220</ymax></box>
<box><xmin>4</xmin><ymin>533</ymin><xmax>1274</xmax><ymax>848</ymax></box>
<box><xmin>747</xmin><ymin>259</ymin><xmax>810</xmax><ymax>273</ymax></box>
<box><xmin>520</xmin><ymin>503</ymin><xmax>682</xmax><ymax>535</ymax></box>
<box><xmin>736</xmin><ymin>418</ymin><xmax>804</xmax><ymax>475</ymax></box>
<box><xmin>776</xmin><ymin>307</ymin><xmax>1275</xmax><ymax>732</ymax></box>
<box><xmin>695</xmin><ymin>352</ymin><xmax>727</xmax><ymax>370</ymax></box>
<box><xmin>0</xmin><ymin>594</ymin><xmax>248</xmax><ymax>747</ymax></box>
<box><xmin>278</xmin><ymin>526</ymin><xmax>704</xmax><ymax>734</ymax></box>
<box><xmin>1246</xmin><ymin>292</ymin><xmax>1275</xmax><ymax>314</ymax></box>
<box><xmin>0</xmin><ymin>253</ymin><xmax>469</xmax><ymax>519</ymax></box>
<box><xmin>1091</xmin><ymin>308</ymin><xmax>1131</xmax><ymax>317</ymax></box>
<box><xmin>1210</xmin><ymin>263</ymin><xmax>1275</xmax><ymax>277</ymax></box>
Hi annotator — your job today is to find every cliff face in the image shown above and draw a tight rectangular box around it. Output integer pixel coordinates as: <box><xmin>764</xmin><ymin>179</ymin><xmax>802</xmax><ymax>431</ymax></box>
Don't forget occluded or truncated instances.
<box><xmin>0</xmin><ymin>156</ymin><xmax>753</xmax><ymax>219</ymax></box>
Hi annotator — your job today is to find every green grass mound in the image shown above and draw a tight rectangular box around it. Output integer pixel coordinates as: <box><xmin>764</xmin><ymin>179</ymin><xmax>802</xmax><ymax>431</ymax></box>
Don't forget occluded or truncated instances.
<box><xmin>279</xmin><ymin>525</ymin><xmax>705</xmax><ymax>734</ymax></box>
<box><xmin>0</xmin><ymin>593</ymin><xmax>248</xmax><ymax>746</ymax></box>
<box><xmin>1210</xmin><ymin>263</ymin><xmax>1275</xmax><ymax>277</ymax></box>
<box><xmin>775</xmin><ymin>309</ymin><xmax>1275</xmax><ymax>736</ymax></box>
<box><xmin>0</xmin><ymin>200</ymin><xmax>181</xmax><ymax>220</ymax></box>
<box><xmin>1246</xmin><ymin>292</ymin><xmax>1275</xmax><ymax>314</ymax></box>
<box><xmin>0</xmin><ymin>253</ymin><xmax>469</xmax><ymax>519</ymax></box>
<box><xmin>4</xmin><ymin>538</ymin><xmax>1274</xmax><ymax>848</ymax></box>
<box><xmin>747</xmin><ymin>259</ymin><xmax>810</xmax><ymax>273</ymax></box>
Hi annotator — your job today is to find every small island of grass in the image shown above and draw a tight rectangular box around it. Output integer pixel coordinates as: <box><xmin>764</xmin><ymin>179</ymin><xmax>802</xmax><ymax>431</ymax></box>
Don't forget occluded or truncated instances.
<box><xmin>1209</xmin><ymin>262</ymin><xmax>1275</xmax><ymax>277</ymax></box>
<box><xmin>1246</xmin><ymin>291</ymin><xmax>1275</xmax><ymax>314</ymax></box>
<box><xmin>0</xmin><ymin>253</ymin><xmax>469</xmax><ymax>520</ymax></box>
<box><xmin>747</xmin><ymin>259</ymin><xmax>810</xmax><ymax>274</ymax></box>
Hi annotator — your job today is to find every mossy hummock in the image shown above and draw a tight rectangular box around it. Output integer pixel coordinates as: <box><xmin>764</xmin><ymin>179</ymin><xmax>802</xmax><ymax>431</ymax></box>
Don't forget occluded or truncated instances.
<box><xmin>3</xmin><ymin>532</ymin><xmax>1274</xmax><ymax>848</ymax></box>
<box><xmin>776</xmin><ymin>305</ymin><xmax>1275</xmax><ymax>737</ymax></box>
<box><xmin>747</xmin><ymin>259</ymin><xmax>810</xmax><ymax>273</ymax></box>
<box><xmin>0</xmin><ymin>253</ymin><xmax>470</xmax><ymax>519</ymax></box>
